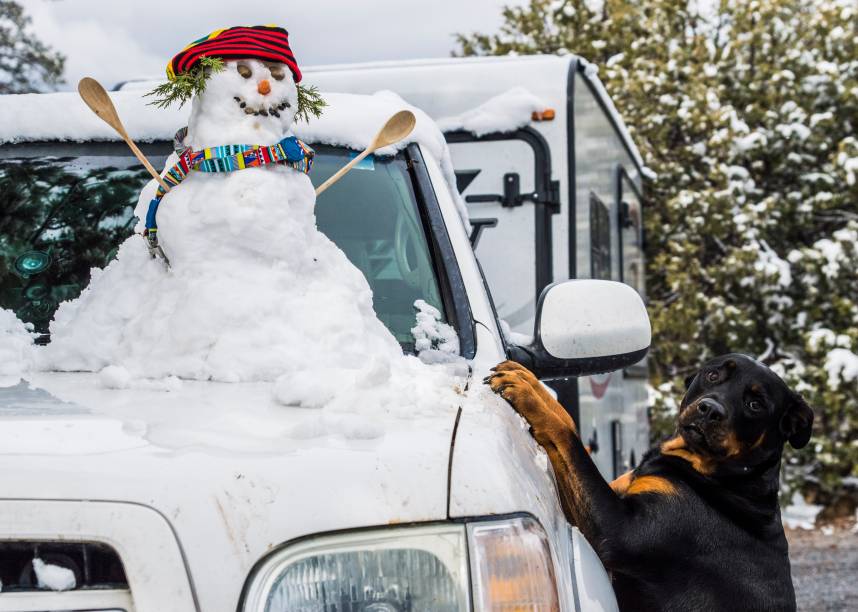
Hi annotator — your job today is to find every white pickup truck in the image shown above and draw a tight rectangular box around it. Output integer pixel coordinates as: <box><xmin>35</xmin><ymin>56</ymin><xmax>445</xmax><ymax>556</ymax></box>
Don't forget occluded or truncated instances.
<box><xmin>0</xmin><ymin>88</ymin><xmax>650</xmax><ymax>611</ymax></box>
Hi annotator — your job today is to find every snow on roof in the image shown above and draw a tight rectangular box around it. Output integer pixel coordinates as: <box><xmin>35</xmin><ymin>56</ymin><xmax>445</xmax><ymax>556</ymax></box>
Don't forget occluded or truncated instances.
<box><xmin>436</xmin><ymin>87</ymin><xmax>548</xmax><ymax>137</ymax></box>
<box><xmin>294</xmin><ymin>90</ymin><xmax>447</xmax><ymax>158</ymax></box>
<box><xmin>0</xmin><ymin>89</ymin><xmax>180</xmax><ymax>145</ymax></box>
<box><xmin>0</xmin><ymin>88</ymin><xmax>435</xmax><ymax>156</ymax></box>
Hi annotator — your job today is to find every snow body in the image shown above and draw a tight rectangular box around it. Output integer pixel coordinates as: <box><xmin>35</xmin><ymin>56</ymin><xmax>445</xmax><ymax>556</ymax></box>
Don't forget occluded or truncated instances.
<box><xmin>37</xmin><ymin>61</ymin><xmax>424</xmax><ymax>405</ymax></box>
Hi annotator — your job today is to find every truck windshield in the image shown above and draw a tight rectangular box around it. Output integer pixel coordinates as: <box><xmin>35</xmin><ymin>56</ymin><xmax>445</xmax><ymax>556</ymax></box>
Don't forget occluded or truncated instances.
<box><xmin>0</xmin><ymin>145</ymin><xmax>448</xmax><ymax>353</ymax></box>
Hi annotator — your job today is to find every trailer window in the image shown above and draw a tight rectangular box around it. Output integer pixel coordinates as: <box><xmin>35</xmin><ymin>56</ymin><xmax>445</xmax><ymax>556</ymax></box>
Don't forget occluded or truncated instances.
<box><xmin>0</xmin><ymin>146</ymin><xmax>447</xmax><ymax>353</ymax></box>
<box><xmin>589</xmin><ymin>192</ymin><xmax>611</xmax><ymax>280</ymax></box>
<box><xmin>617</xmin><ymin>169</ymin><xmax>647</xmax><ymax>378</ymax></box>
<box><xmin>618</xmin><ymin>170</ymin><xmax>644</xmax><ymax>296</ymax></box>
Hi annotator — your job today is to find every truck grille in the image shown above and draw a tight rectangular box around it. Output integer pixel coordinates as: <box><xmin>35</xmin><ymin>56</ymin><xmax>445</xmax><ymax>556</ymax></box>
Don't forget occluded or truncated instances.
<box><xmin>0</xmin><ymin>541</ymin><xmax>127</xmax><ymax>592</ymax></box>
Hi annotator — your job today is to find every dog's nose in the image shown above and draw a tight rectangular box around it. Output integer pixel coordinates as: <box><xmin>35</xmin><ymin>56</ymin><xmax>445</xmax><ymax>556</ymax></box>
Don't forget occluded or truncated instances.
<box><xmin>697</xmin><ymin>398</ymin><xmax>726</xmax><ymax>422</ymax></box>
<box><xmin>257</xmin><ymin>79</ymin><xmax>271</xmax><ymax>95</ymax></box>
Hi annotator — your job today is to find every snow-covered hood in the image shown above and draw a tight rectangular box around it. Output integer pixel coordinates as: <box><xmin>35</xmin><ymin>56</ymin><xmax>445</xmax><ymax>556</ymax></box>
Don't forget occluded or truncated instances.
<box><xmin>0</xmin><ymin>373</ymin><xmax>462</xmax><ymax>586</ymax></box>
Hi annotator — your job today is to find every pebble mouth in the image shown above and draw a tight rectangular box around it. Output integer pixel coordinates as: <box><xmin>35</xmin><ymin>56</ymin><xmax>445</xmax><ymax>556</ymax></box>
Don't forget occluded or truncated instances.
<box><xmin>233</xmin><ymin>96</ymin><xmax>291</xmax><ymax>118</ymax></box>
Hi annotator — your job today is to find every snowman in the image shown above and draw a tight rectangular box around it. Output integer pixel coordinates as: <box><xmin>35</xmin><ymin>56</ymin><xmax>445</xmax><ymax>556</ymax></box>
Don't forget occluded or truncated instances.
<box><xmin>41</xmin><ymin>26</ymin><xmax>406</xmax><ymax>395</ymax></box>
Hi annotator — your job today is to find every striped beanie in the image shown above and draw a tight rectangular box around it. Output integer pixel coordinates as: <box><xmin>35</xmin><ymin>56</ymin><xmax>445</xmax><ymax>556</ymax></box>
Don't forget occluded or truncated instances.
<box><xmin>167</xmin><ymin>25</ymin><xmax>302</xmax><ymax>83</ymax></box>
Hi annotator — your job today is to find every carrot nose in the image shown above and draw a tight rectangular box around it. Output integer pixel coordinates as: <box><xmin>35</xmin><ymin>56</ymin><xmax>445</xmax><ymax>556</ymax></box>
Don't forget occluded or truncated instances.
<box><xmin>257</xmin><ymin>79</ymin><xmax>271</xmax><ymax>95</ymax></box>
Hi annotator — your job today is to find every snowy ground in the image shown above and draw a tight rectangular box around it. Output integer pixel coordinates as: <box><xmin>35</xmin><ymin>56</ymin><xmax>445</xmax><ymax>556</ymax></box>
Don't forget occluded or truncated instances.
<box><xmin>788</xmin><ymin>523</ymin><xmax>858</xmax><ymax>611</ymax></box>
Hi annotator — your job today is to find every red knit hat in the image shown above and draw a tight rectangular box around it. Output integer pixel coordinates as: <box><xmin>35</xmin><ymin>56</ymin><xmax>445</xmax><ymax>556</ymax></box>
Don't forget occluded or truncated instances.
<box><xmin>167</xmin><ymin>25</ymin><xmax>302</xmax><ymax>83</ymax></box>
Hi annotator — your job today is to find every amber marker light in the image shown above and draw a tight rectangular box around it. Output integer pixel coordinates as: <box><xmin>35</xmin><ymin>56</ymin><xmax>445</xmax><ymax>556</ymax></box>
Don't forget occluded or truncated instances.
<box><xmin>468</xmin><ymin>516</ymin><xmax>561</xmax><ymax>611</ymax></box>
<box><xmin>532</xmin><ymin>108</ymin><xmax>556</xmax><ymax>121</ymax></box>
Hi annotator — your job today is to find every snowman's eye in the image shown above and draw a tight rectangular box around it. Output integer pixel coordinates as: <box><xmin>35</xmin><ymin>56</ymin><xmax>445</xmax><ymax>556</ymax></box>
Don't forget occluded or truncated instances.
<box><xmin>270</xmin><ymin>66</ymin><xmax>285</xmax><ymax>81</ymax></box>
<box><xmin>236</xmin><ymin>64</ymin><xmax>252</xmax><ymax>79</ymax></box>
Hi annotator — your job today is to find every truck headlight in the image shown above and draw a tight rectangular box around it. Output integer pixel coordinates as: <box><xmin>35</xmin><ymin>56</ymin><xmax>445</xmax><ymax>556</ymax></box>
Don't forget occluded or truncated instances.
<box><xmin>242</xmin><ymin>524</ymin><xmax>469</xmax><ymax>611</ymax></box>
<box><xmin>243</xmin><ymin>517</ymin><xmax>560</xmax><ymax>612</ymax></box>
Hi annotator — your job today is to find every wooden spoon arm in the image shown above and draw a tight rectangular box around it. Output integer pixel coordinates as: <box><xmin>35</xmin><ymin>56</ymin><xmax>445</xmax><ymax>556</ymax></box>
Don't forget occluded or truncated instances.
<box><xmin>314</xmin><ymin>148</ymin><xmax>371</xmax><ymax>196</ymax></box>
<box><xmin>78</xmin><ymin>77</ymin><xmax>171</xmax><ymax>192</ymax></box>
<box><xmin>124</xmin><ymin>136</ymin><xmax>171</xmax><ymax>192</ymax></box>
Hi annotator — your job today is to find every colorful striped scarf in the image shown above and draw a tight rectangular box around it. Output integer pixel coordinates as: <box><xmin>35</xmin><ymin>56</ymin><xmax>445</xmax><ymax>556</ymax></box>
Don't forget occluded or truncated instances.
<box><xmin>144</xmin><ymin>127</ymin><xmax>314</xmax><ymax>256</ymax></box>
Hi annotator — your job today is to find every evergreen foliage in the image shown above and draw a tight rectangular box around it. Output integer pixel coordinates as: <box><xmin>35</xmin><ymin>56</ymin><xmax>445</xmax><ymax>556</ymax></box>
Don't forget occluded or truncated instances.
<box><xmin>295</xmin><ymin>84</ymin><xmax>327</xmax><ymax>123</ymax></box>
<box><xmin>0</xmin><ymin>0</ymin><xmax>64</xmax><ymax>94</ymax></box>
<box><xmin>145</xmin><ymin>56</ymin><xmax>226</xmax><ymax>109</ymax></box>
<box><xmin>457</xmin><ymin>0</ymin><xmax>858</xmax><ymax>509</ymax></box>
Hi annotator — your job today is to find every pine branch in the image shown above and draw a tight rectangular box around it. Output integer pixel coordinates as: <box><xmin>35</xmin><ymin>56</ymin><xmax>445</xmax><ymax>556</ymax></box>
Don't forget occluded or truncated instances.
<box><xmin>296</xmin><ymin>84</ymin><xmax>327</xmax><ymax>122</ymax></box>
<box><xmin>144</xmin><ymin>56</ymin><xmax>225</xmax><ymax>109</ymax></box>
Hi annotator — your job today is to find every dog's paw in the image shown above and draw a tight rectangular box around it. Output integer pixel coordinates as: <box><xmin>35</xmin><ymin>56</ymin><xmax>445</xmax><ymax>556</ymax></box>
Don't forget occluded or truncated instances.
<box><xmin>492</xmin><ymin>360</ymin><xmax>531</xmax><ymax>374</ymax></box>
<box><xmin>486</xmin><ymin>369</ymin><xmax>573</xmax><ymax>441</ymax></box>
<box><xmin>486</xmin><ymin>369</ymin><xmax>533</xmax><ymax>405</ymax></box>
<box><xmin>491</xmin><ymin>361</ymin><xmax>542</xmax><ymax>388</ymax></box>
<box><xmin>486</xmin><ymin>362</ymin><xmax>577</xmax><ymax>435</ymax></box>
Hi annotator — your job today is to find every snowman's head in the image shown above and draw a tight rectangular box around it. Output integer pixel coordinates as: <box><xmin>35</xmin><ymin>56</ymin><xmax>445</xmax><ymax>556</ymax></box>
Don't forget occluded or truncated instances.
<box><xmin>186</xmin><ymin>59</ymin><xmax>298</xmax><ymax>149</ymax></box>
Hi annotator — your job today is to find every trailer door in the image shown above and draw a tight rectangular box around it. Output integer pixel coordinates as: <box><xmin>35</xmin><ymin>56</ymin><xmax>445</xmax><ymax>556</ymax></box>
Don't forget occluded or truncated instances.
<box><xmin>445</xmin><ymin>129</ymin><xmax>558</xmax><ymax>335</ymax></box>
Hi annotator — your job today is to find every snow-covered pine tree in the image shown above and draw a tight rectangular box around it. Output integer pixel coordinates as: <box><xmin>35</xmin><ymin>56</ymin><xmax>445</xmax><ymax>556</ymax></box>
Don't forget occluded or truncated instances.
<box><xmin>0</xmin><ymin>0</ymin><xmax>64</xmax><ymax>94</ymax></box>
<box><xmin>457</xmin><ymin>0</ymin><xmax>857</xmax><ymax>512</ymax></box>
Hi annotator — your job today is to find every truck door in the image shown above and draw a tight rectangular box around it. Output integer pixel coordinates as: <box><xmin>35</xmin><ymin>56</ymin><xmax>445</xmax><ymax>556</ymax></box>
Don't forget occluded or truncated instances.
<box><xmin>444</xmin><ymin>129</ymin><xmax>558</xmax><ymax>336</ymax></box>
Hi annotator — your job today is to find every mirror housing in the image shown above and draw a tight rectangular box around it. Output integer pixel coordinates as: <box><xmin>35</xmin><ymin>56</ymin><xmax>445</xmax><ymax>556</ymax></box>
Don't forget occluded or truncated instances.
<box><xmin>508</xmin><ymin>280</ymin><xmax>651</xmax><ymax>379</ymax></box>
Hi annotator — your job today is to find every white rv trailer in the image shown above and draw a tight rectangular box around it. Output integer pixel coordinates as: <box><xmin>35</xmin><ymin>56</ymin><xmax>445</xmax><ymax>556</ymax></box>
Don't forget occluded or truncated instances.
<box><xmin>305</xmin><ymin>55</ymin><xmax>649</xmax><ymax>479</ymax></box>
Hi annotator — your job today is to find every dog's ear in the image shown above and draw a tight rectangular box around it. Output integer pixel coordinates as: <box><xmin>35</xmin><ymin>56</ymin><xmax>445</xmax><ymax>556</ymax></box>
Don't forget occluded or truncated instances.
<box><xmin>684</xmin><ymin>373</ymin><xmax>697</xmax><ymax>390</ymax></box>
<box><xmin>780</xmin><ymin>391</ymin><xmax>814</xmax><ymax>449</ymax></box>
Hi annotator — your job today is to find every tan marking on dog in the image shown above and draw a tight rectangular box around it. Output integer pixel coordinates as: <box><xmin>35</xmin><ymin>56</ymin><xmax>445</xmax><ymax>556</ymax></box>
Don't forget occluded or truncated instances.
<box><xmin>662</xmin><ymin>436</ymin><xmax>685</xmax><ymax>452</ymax></box>
<box><xmin>626</xmin><ymin>475</ymin><xmax>677</xmax><ymax>496</ymax></box>
<box><xmin>610</xmin><ymin>470</ymin><xmax>634</xmax><ymax>494</ymax></box>
<box><xmin>660</xmin><ymin>437</ymin><xmax>715</xmax><ymax>475</ymax></box>
<box><xmin>750</xmin><ymin>432</ymin><xmax>766</xmax><ymax>449</ymax></box>
<box><xmin>723</xmin><ymin>431</ymin><xmax>743</xmax><ymax>457</ymax></box>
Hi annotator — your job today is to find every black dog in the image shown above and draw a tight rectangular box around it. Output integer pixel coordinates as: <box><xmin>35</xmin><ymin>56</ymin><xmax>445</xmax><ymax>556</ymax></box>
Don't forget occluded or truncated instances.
<box><xmin>487</xmin><ymin>354</ymin><xmax>813</xmax><ymax>612</ymax></box>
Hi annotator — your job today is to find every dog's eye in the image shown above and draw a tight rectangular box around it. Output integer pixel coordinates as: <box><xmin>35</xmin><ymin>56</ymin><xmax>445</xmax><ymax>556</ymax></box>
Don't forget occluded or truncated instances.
<box><xmin>706</xmin><ymin>371</ymin><xmax>719</xmax><ymax>383</ymax></box>
<box><xmin>748</xmin><ymin>400</ymin><xmax>762</xmax><ymax>412</ymax></box>
<box><xmin>237</xmin><ymin>64</ymin><xmax>252</xmax><ymax>79</ymax></box>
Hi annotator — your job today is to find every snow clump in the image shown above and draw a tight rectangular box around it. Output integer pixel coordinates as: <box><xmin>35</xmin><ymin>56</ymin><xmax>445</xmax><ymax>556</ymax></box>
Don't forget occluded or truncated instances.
<box><xmin>32</xmin><ymin>558</ymin><xmax>76</xmax><ymax>591</ymax></box>
<box><xmin>412</xmin><ymin>299</ymin><xmax>460</xmax><ymax>364</ymax></box>
<box><xmin>437</xmin><ymin>87</ymin><xmax>547</xmax><ymax>137</ymax></box>
<box><xmin>0</xmin><ymin>308</ymin><xmax>34</xmax><ymax>386</ymax></box>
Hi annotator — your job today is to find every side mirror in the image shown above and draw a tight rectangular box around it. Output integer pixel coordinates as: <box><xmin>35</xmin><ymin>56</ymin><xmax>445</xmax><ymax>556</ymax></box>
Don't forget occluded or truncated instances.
<box><xmin>508</xmin><ymin>280</ymin><xmax>651</xmax><ymax>379</ymax></box>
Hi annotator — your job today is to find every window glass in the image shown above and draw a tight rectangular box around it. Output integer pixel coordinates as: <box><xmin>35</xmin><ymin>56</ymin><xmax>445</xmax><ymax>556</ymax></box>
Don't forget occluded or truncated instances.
<box><xmin>0</xmin><ymin>155</ymin><xmax>153</xmax><ymax>335</ymax></box>
<box><xmin>0</xmin><ymin>146</ymin><xmax>447</xmax><ymax>353</ymax></box>
<box><xmin>619</xmin><ymin>173</ymin><xmax>644</xmax><ymax>296</ymax></box>
<box><xmin>312</xmin><ymin>148</ymin><xmax>446</xmax><ymax>351</ymax></box>
<box><xmin>617</xmin><ymin>170</ymin><xmax>648</xmax><ymax>378</ymax></box>
<box><xmin>589</xmin><ymin>192</ymin><xmax>611</xmax><ymax>280</ymax></box>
